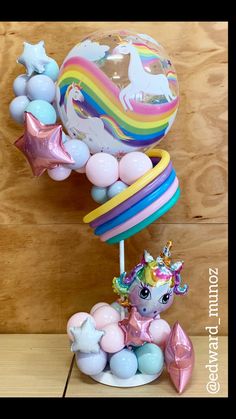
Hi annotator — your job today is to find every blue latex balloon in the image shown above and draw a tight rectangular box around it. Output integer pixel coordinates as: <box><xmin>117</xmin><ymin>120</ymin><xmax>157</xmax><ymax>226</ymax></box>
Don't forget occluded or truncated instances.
<box><xmin>26</xmin><ymin>74</ymin><xmax>56</xmax><ymax>103</ymax></box>
<box><xmin>9</xmin><ymin>95</ymin><xmax>30</xmax><ymax>124</ymax></box>
<box><xmin>95</xmin><ymin>169</ymin><xmax>176</xmax><ymax>235</ymax></box>
<box><xmin>25</xmin><ymin>100</ymin><xmax>57</xmax><ymax>124</ymax></box>
<box><xmin>13</xmin><ymin>74</ymin><xmax>29</xmax><ymax>96</ymax></box>
<box><xmin>107</xmin><ymin>181</ymin><xmax>128</xmax><ymax>199</ymax></box>
<box><xmin>110</xmin><ymin>349</ymin><xmax>138</xmax><ymax>379</ymax></box>
<box><xmin>135</xmin><ymin>343</ymin><xmax>164</xmax><ymax>375</ymax></box>
<box><xmin>62</xmin><ymin>132</ymin><xmax>70</xmax><ymax>144</ymax></box>
<box><xmin>76</xmin><ymin>349</ymin><xmax>107</xmax><ymax>376</ymax></box>
<box><xmin>42</xmin><ymin>58</ymin><xmax>59</xmax><ymax>82</ymax></box>
<box><xmin>63</xmin><ymin>140</ymin><xmax>90</xmax><ymax>170</ymax></box>
<box><xmin>91</xmin><ymin>186</ymin><xmax>108</xmax><ymax>204</ymax></box>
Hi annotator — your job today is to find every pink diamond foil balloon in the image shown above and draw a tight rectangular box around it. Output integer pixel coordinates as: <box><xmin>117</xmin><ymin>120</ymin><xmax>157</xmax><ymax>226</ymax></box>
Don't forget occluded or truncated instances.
<box><xmin>165</xmin><ymin>321</ymin><xmax>194</xmax><ymax>393</ymax></box>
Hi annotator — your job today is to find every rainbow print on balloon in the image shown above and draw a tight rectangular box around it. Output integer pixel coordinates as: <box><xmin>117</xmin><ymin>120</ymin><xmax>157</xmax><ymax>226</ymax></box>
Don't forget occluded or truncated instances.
<box><xmin>57</xmin><ymin>48</ymin><xmax>179</xmax><ymax>149</ymax></box>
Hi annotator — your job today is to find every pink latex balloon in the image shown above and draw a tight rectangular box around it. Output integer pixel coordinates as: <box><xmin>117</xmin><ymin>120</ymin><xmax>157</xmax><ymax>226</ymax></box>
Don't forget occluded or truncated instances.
<box><xmin>100</xmin><ymin>323</ymin><xmax>125</xmax><ymax>353</ymax></box>
<box><xmin>85</xmin><ymin>153</ymin><xmax>119</xmax><ymax>187</ymax></box>
<box><xmin>92</xmin><ymin>305</ymin><xmax>120</xmax><ymax>329</ymax></box>
<box><xmin>67</xmin><ymin>312</ymin><xmax>95</xmax><ymax>341</ymax></box>
<box><xmin>119</xmin><ymin>152</ymin><xmax>153</xmax><ymax>185</ymax></box>
<box><xmin>76</xmin><ymin>165</ymin><xmax>86</xmax><ymax>173</ymax></box>
<box><xmin>47</xmin><ymin>165</ymin><xmax>72</xmax><ymax>181</ymax></box>
<box><xmin>165</xmin><ymin>321</ymin><xmax>194</xmax><ymax>393</ymax></box>
<box><xmin>90</xmin><ymin>302</ymin><xmax>109</xmax><ymax>316</ymax></box>
<box><xmin>149</xmin><ymin>319</ymin><xmax>171</xmax><ymax>350</ymax></box>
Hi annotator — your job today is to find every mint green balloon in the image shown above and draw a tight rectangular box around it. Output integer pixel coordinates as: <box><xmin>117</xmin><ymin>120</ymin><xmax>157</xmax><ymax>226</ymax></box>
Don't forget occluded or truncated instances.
<box><xmin>26</xmin><ymin>100</ymin><xmax>56</xmax><ymax>124</ymax></box>
<box><xmin>135</xmin><ymin>343</ymin><xmax>164</xmax><ymax>375</ymax></box>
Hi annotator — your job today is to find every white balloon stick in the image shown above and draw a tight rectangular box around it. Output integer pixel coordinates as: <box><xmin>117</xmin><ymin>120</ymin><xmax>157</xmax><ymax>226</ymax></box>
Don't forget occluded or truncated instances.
<box><xmin>119</xmin><ymin>240</ymin><xmax>125</xmax><ymax>274</ymax></box>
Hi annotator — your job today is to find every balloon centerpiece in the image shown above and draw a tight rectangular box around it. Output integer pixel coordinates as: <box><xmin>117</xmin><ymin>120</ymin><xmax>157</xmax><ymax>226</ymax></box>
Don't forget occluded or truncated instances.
<box><xmin>9</xmin><ymin>30</ymin><xmax>194</xmax><ymax>393</ymax></box>
<box><xmin>67</xmin><ymin>241</ymin><xmax>194</xmax><ymax>391</ymax></box>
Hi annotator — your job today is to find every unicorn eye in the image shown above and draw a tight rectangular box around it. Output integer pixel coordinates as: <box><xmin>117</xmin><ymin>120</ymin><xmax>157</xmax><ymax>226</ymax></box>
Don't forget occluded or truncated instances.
<box><xmin>139</xmin><ymin>286</ymin><xmax>151</xmax><ymax>300</ymax></box>
<box><xmin>159</xmin><ymin>293</ymin><xmax>171</xmax><ymax>304</ymax></box>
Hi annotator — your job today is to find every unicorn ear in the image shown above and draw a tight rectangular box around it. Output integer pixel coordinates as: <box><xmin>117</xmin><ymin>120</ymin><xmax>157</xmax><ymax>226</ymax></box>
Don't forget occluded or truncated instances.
<box><xmin>72</xmin><ymin>82</ymin><xmax>75</xmax><ymax>87</ymax></box>
<box><xmin>142</xmin><ymin>250</ymin><xmax>154</xmax><ymax>263</ymax></box>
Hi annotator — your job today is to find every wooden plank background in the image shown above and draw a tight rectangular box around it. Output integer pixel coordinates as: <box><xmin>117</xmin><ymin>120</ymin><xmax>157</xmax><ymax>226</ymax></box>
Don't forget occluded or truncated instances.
<box><xmin>0</xmin><ymin>22</ymin><xmax>228</xmax><ymax>334</ymax></box>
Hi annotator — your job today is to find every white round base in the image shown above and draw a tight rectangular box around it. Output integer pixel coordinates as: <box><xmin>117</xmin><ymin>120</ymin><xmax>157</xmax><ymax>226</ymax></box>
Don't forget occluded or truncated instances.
<box><xmin>91</xmin><ymin>368</ymin><xmax>163</xmax><ymax>388</ymax></box>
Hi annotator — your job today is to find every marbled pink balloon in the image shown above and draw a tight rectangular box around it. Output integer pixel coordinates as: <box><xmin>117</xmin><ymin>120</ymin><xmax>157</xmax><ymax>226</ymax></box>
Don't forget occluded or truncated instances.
<box><xmin>90</xmin><ymin>302</ymin><xmax>109</xmax><ymax>315</ymax></box>
<box><xmin>149</xmin><ymin>319</ymin><xmax>171</xmax><ymax>349</ymax></box>
<box><xmin>100</xmin><ymin>323</ymin><xmax>125</xmax><ymax>353</ymax></box>
<box><xmin>92</xmin><ymin>305</ymin><xmax>120</xmax><ymax>329</ymax></box>
<box><xmin>67</xmin><ymin>312</ymin><xmax>95</xmax><ymax>341</ymax></box>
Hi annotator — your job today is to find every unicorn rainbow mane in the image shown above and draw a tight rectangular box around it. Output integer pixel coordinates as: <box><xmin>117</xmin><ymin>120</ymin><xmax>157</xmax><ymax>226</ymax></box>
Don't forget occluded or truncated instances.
<box><xmin>112</xmin><ymin>241</ymin><xmax>188</xmax><ymax>302</ymax></box>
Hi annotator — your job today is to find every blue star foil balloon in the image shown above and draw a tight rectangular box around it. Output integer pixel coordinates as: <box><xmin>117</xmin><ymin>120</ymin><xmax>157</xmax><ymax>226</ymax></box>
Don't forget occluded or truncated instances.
<box><xmin>17</xmin><ymin>40</ymin><xmax>51</xmax><ymax>76</ymax></box>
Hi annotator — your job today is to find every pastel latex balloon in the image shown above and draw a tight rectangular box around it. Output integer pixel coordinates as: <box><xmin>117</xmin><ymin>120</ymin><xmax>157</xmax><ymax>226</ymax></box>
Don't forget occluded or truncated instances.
<box><xmin>90</xmin><ymin>302</ymin><xmax>109</xmax><ymax>315</ymax></box>
<box><xmin>165</xmin><ymin>322</ymin><xmax>194</xmax><ymax>393</ymax></box>
<box><xmin>26</xmin><ymin>74</ymin><xmax>56</xmax><ymax>103</ymax></box>
<box><xmin>91</xmin><ymin>186</ymin><xmax>108</xmax><ymax>204</ymax></box>
<box><xmin>25</xmin><ymin>100</ymin><xmax>57</xmax><ymax>124</ymax></box>
<box><xmin>135</xmin><ymin>343</ymin><xmax>164</xmax><ymax>375</ymax></box>
<box><xmin>86</xmin><ymin>153</ymin><xmax>119</xmax><ymax>187</ymax></box>
<box><xmin>9</xmin><ymin>96</ymin><xmax>30</xmax><ymax>124</ymax></box>
<box><xmin>42</xmin><ymin>58</ymin><xmax>59</xmax><ymax>81</ymax></box>
<box><xmin>100</xmin><ymin>323</ymin><xmax>125</xmax><ymax>353</ymax></box>
<box><xmin>47</xmin><ymin>166</ymin><xmax>72</xmax><ymax>181</ymax></box>
<box><xmin>13</xmin><ymin>74</ymin><xmax>29</xmax><ymax>96</ymax></box>
<box><xmin>67</xmin><ymin>312</ymin><xmax>95</xmax><ymax>341</ymax></box>
<box><xmin>63</xmin><ymin>140</ymin><xmax>90</xmax><ymax>170</ymax></box>
<box><xmin>107</xmin><ymin>181</ymin><xmax>128</xmax><ymax>199</ymax></box>
<box><xmin>119</xmin><ymin>152</ymin><xmax>153</xmax><ymax>185</ymax></box>
<box><xmin>110</xmin><ymin>349</ymin><xmax>138</xmax><ymax>379</ymax></box>
<box><xmin>149</xmin><ymin>319</ymin><xmax>171</xmax><ymax>349</ymax></box>
<box><xmin>76</xmin><ymin>349</ymin><xmax>107</xmax><ymax>375</ymax></box>
<box><xmin>92</xmin><ymin>305</ymin><xmax>120</xmax><ymax>329</ymax></box>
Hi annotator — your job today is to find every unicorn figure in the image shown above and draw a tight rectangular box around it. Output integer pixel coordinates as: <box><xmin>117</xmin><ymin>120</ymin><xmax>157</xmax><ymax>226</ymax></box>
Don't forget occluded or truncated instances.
<box><xmin>113</xmin><ymin>40</ymin><xmax>176</xmax><ymax>111</ymax></box>
<box><xmin>58</xmin><ymin>82</ymin><xmax>136</xmax><ymax>155</ymax></box>
<box><xmin>68</xmin><ymin>240</ymin><xmax>194</xmax><ymax>392</ymax></box>
<box><xmin>113</xmin><ymin>240</ymin><xmax>188</xmax><ymax>319</ymax></box>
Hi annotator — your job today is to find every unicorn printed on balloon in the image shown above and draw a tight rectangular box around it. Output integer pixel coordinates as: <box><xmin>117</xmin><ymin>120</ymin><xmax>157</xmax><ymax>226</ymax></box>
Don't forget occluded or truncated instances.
<box><xmin>56</xmin><ymin>30</ymin><xmax>179</xmax><ymax>156</ymax></box>
<box><xmin>67</xmin><ymin>241</ymin><xmax>194</xmax><ymax>392</ymax></box>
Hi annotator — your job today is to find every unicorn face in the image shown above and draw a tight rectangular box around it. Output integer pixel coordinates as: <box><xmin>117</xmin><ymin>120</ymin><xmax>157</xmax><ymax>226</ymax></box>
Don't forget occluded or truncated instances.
<box><xmin>114</xmin><ymin>42</ymin><xmax>133</xmax><ymax>55</ymax></box>
<box><xmin>71</xmin><ymin>83</ymin><xmax>84</xmax><ymax>102</ymax></box>
<box><xmin>128</xmin><ymin>280</ymin><xmax>174</xmax><ymax>318</ymax></box>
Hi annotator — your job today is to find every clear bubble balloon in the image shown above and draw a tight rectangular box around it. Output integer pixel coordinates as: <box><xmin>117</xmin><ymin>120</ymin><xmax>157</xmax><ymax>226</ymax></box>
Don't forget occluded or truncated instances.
<box><xmin>56</xmin><ymin>30</ymin><xmax>179</xmax><ymax>156</ymax></box>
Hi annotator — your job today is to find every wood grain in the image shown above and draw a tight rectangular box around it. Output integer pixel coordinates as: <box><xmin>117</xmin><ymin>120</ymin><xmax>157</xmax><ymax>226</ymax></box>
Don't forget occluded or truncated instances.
<box><xmin>65</xmin><ymin>336</ymin><xmax>228</xmax><ymax>397</ymax></box>
<box><xmin>0</xmin><ymin>334</ymin><xmax>72</xmax><ymax>397</ymax></box>
<box><xmin>0</xmin><ymin>223</ymin><xmax>227</xmax><ymax>335</ymax></box>
<box><xmin>0</xmin><ymin>21</ymin><xmax>227</xmax><ymax>224</ymax></box>
<box><xmin>0</xmin><ymin>22</ymin><xmax>228</xmax><ymax>334</ymax></box>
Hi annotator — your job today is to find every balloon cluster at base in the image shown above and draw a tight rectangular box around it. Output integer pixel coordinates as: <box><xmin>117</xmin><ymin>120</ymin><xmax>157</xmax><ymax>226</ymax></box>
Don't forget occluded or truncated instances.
<box><xmin>66</xmin><ymin>242</ymin><xmax>194</xmax><ymax>393</ymax></box>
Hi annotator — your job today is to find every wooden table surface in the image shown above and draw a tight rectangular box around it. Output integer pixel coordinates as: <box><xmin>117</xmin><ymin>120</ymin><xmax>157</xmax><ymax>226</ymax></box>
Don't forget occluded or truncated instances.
<box><xmin>0</xmin><ymin>334</ymin><xmax>228</xmax><ymax>397</ymax></box>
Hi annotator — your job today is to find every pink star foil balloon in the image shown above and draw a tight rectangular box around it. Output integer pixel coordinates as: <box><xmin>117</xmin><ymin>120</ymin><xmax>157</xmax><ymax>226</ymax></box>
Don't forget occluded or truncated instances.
<box><xmin>165</xmin><ymin>321</ymin><xmax>194</xmax><ymax>393</ymax></box>
<box><xmin>119</xmin><ymin>306</ymin><xmax>153</xmax><ymax>347</ymax></box>
<box><xmin>14</xmin><ymin>112</ymin><xmax>74</xmax><ymax>176</ymax></box>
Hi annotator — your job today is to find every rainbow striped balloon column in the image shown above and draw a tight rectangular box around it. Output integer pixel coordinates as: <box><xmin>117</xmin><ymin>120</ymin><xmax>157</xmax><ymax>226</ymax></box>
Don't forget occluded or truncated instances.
<box><xmin>84</xmin><ymin>149</ymin><xmax>180</xmax><ymax>244</ymax></box>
